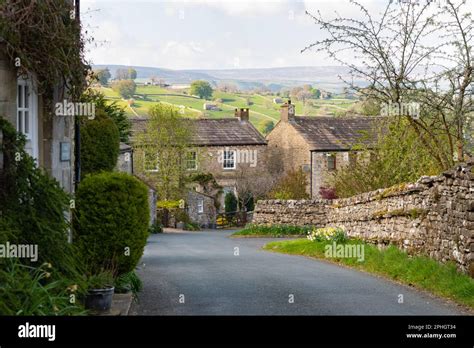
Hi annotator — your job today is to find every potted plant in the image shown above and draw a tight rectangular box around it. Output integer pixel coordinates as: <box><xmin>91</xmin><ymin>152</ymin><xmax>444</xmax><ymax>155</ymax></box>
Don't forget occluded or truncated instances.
<box><xmin>85</xmin><ymin>271</ymin><xmax>115</xmax><ymax>311</ymax></box>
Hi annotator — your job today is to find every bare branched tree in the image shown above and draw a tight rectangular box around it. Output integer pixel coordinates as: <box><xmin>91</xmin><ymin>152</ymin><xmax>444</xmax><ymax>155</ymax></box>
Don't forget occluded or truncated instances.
<box><xmin>234</xmin><ymin>168</ymin><xmax>276</xmax><ymax>210</ymax></box>
<box><xmin>304</xmin><ymin>0</ymin><xmax>473</xmax><ymax>167</ymax></box>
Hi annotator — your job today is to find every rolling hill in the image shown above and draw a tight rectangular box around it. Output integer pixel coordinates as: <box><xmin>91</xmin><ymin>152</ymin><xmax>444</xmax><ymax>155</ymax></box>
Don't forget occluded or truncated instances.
<box><xmin>92</xmin><ymin>65</ymin><xmax>366</xmax><ymax>92</ymax></box>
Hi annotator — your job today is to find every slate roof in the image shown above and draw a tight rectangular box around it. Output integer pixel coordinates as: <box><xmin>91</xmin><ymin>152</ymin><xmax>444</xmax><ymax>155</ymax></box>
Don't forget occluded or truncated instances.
<box><xmin>119</xmin><ymin>142</ymin><xmax>132</xmax><ymax>153</ymax></box>
<box><xmin>289</xmin><ymin>116</ymin><xmax>380</xmax><ymax>151</ymax></box>
<box><xmin>131</xmin><ymin>117</ymin><xmax>267</xmax><ymax>146</ymax></box>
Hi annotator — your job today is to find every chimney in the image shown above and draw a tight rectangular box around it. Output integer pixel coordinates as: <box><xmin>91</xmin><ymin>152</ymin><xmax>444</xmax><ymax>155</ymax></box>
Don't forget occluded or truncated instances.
<box><xmin>280</xmin><ymin>100</ymin><xmax>295</xmax><ymax>122</ymax></box>
<box><xmin>235</xmin><ymin>108</ymin><xmax>249</xmax><ymax>122</ymax></box>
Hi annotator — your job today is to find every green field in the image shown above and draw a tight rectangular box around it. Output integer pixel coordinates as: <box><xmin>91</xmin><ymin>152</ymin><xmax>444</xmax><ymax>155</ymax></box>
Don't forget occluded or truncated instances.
<box><xmin>94</xmin><ymin>85</ymin><xmax>356</xmax><ymax>133</ymax></box>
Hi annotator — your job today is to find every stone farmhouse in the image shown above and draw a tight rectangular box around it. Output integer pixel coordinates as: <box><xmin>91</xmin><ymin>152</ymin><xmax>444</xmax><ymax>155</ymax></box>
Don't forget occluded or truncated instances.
<box><xmin>266</xmin><ymin>101</ymin><xmax>379</xmax><ymax>198</ymax></box>
<box><xmin>131</xmin><ymin>108</ymin><xmax>268</xmax><ymax>223</ymax></box>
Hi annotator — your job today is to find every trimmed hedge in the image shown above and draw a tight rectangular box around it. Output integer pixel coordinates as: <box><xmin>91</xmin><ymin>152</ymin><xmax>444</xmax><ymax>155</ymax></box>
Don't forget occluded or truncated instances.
<box><xmin>80</xmin><ymin>109</ymin><xmax>120</xmax><ymax>178</ymax></box>
<box><xmin>74</xmin><ymin>172</ymin><xmax>150</xmax><ymax>276</ymax></box>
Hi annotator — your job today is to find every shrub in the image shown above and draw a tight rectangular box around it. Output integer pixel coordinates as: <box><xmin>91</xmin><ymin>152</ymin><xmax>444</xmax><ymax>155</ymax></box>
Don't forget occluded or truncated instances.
<box><xmin>149</xmin><ymin>222</ymin><xmax>163</xmax><ymax>234</ymax></box>
<box><xmin>0</xmin><ymin>260</ymin><xmax>86</xmax><ymax>316</ymax></box>
<box><xmin>0</xmin><ymin>117</ymin><xmax>81</xmax><ymax>277</ymax></box>
<box><xmin>184</xmin><ymin>222</ymin><xmax>200</xmax><ymax>231</ymax></box>
<box><xmin>225</xmin><ymin>192</ymin><xmax>238</xmax><ymax>215</ymax></box>
<box><xmin>74</xmin><ymin>172</ymin><xmax>150</xmax><ymax>276</ymax></box>
<box><xmin>239</xmin><ymin>192</ymin><xmax>255</xmax><ymax>212</ymax></box>
<box><xmin>80</xmin><ymin>109</ymin><xmax>120</xmax><ymax>178</ymax></box>
<box><xmin>270</xmin><ymin>169</ymin><xmax>310</xmax><ymax>199</ymax></box>
<box><xmin>319</xmin><ymin>187</ymin><xmax>337</xmax><ymax>200</ymax></box>
<box><xmin>174</xmin><ymin>209</ymin><xmax>191</xmax><ymax>224</ymax></box>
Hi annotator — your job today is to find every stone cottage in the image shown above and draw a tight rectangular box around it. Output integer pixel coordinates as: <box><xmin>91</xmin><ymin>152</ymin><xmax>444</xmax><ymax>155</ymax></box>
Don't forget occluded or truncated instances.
<box><xmin>131</xmin><ymin>108</ymin><xmax>268</xmax><ymax>224</ymax></box>
<box><xmin>266</xmin><ymin>101</ymin><xmax>379</xmax><ymax>198</ymax></box>
<box><xmin>0</xmin><ymin>0</ymin><xmax>80</xmax><ymax>194</ymax></box>
<box><xmin>186</xmin><ymin>190</ymin><xmax>216</xmax><ymax>228</ymax></box>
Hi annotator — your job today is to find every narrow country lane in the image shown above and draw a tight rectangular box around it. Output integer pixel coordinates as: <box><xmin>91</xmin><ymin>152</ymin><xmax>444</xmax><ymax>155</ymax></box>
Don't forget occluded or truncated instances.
<box><xmin>130</xmin><ymin>230</ymin><xmax>466</xmax><ymax>315</ymax></box>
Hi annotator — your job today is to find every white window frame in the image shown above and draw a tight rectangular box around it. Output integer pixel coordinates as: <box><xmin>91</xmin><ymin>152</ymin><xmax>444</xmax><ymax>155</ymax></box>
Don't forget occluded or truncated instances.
<box><xmin>223</xmin><ymin>150</ymin><xmax>236</xmax><ymax>169</ymax></box>
<box><xmin>185</xmin><ymin>151</ymin><xmax>198</xmax><ymax>171</ymax></box>
<box><xmin>197</xmin><ymin>199</ymin><xmax>204</xmax><ymax>214</ymax></box>
<box><xmin>17</xmin><ymin>77</ymin><xmax>38</xmax><ymax>160</ymax></box>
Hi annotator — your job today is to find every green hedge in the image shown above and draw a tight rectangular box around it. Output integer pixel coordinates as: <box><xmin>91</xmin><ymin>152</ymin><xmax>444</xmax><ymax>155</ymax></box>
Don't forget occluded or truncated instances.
<box><xmin>74</xmin><ymin>172</ymin><xmax>150</xmax><ymax>276</ymax></box>
<box><xmin>0</xmin><ymin>117</ymin><xmax>79</xmax><ymax>275</ymax></box>
<box><xmin>0</xmin><ymin>117</ymin><xmax>86</xmax><ymax>315</ymax></box>
<box><xmin>80</xmin><ymin>109</ymin><xmax>120</xmax><ymax>178</ymax></box>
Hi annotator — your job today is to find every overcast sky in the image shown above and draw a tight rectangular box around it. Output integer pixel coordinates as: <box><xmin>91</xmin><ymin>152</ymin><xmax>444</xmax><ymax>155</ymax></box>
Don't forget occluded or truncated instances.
<box><xmin>80</xmin><ymin>0</ymin><xmax>395</xmax><ymax>70</ymax></box>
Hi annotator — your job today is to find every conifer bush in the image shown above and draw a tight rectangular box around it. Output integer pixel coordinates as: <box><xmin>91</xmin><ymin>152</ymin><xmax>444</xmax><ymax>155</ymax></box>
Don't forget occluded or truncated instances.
<box><xmin>74</xmin><ymin>172</ymin><xmax>150</xmax><ymax>276</ymax></box>
<box><xmin>80</xmin><ymin>110</ymin><xmax>120</xmax><ymax>178</ymax></box>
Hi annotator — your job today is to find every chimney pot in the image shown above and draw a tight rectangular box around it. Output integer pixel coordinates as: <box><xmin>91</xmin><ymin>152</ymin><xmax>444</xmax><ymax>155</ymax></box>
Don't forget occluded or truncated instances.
<box><xmin>235</xmin><ymin>107</ymin><xmax>249</xmax><ymax>122</ymax></box>
<box><xmin>280</xmin><ymin>100</ymin><xmax>295</xmax><ymax>122</ymax></box>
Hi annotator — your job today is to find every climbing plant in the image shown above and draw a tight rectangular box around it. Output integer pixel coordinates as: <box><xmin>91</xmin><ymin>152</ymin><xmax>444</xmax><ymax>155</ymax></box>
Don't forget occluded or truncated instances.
<box><xmin>0</xmin><ymin>0</ymin><xmax>90</xmax><ymax>100</ymax></box>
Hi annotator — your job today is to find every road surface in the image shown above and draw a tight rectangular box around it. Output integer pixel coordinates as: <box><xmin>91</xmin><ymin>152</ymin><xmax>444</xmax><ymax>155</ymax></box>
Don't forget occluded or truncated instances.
<box><xmin>130</xmin><ymin>230</ymin><xmax>465</xmax><ymax>315</ymax></box>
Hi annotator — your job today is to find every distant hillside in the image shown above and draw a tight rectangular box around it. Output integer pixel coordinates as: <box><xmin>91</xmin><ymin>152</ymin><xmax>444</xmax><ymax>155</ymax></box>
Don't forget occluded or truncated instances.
<box><xmin>93</xmin><ymin>65</ymin><xmax>366</xmax><ymax>92</ymax></box>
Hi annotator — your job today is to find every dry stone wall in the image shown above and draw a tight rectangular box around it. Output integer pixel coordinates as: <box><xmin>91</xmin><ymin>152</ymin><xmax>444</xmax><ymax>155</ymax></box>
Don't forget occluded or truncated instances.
<box><xmin>253</xmin><ymin>162</ymin><xmax>474</xmax><ymax>276</ymax></box>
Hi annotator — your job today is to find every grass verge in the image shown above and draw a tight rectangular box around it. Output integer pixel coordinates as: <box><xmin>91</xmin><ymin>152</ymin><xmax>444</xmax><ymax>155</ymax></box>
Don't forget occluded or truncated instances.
<box><xmin>263</xmin><ymin>238</ymin><xmax>474</xmax><ymax>309</ymax></box>
<box><xmin>231</xmin><ymin>224</ymin><xmax>313</xmax><ymax>238</ymax></box>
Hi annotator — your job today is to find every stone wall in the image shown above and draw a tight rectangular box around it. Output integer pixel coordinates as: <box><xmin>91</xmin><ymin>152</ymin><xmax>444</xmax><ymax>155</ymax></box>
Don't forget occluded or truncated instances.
<box><xmin>187</xmin><ymin>190</ymin><xmax>216</xmax><ymax>228</ymax></box>
<box><xmin>253</xmin><ymin>162</ymin><xmax>474</xmax><ymax>276</ymax></box>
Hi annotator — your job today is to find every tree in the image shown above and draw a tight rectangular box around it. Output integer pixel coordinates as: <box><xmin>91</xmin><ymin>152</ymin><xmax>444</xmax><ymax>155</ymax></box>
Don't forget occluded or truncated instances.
<box><xmin>95</xmin><ymin>68</ymin><xmax>111</xmax><ymax>86</ymax></box>
<box><xmin>81</xmin><ymin>90</ymin><xmax>131</xmax><ymax>143</ymax></box>
<box><xmin>115</xmin><ymin>68</ymin><xmax>129</xmax><ymax>80</ymax></box>
<box><xmin>128</xmin><ymin>68</ymin><xmax>137</xmax><ymax>80</ymax></box>
<box><xmin>234</xmin><ymin>168</ymin><xmax>276</xmax><ymax>211</ymax></box>
<box><xmin>328</xmin><ymin>118</ymin><xmax>444</xmax><ymax>198</ymax></box>
<box><xmin>190</xmin><ymin>80</ymin><xmax>213</xmax><ymax>99</ymax></box>
<box><xmin>112</xmin><ymin>79</ymin><xmax>136</xmax><ymax>99</ymax></box>
<box><xmin>312</xmin><ymin>88</ymin><xmax>321</xmax><ymax>99</ymax></box>
<box><xmin>305</xmin><ymin>0</ymin><xmax>473</xmax><ymax>167</ymax></box>
<box><xmin>134</xmin><ymin>104</ymin><xmax>193</xmax><ymax>201</ymax></box>
<box><xmin>262</xmin><ymin>120</ymin><xmax>275</xmax><ymax>135</ymax></box>
<box><xmin>218</xmin><ymin>82</ymin><xmax>238</xmax><ymax>93</ymax></box>
<box><xmin>280</xmin><ymin>88</ymin><xmax>290</xmax><ymax>98</ymax></box>
<box><xmin>290</xmin><ymin>86</ymin><xmax>303</xmax><ymax>101</ymax></box>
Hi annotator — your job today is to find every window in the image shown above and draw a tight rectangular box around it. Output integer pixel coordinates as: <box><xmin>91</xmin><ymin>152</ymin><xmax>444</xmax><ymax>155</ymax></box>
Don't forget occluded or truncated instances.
<box><xmin>197</xmin><ymin>199</ymin><xmax>204</xmax><ymax>213</ymax></box>
<box><xmin>223</xmin><ymin>150</ymin><xmax>236</xmax><ymax>169</ymax></box>
<box><xmin>17</xmin><ymin>81</ymin><xmax>30</xmax><ymax>138</ymax></box>
<box><xmin>17</xmin><ymin>78</ymin><xmax>38</xmax><ymax>159</ymax></box>
<box><xmin>185</xmin><ymin>151</ymin><xmax>198</xmax><ymax>170</ymax></box>
<box><xmin>327</xmin><ymin>154</ymin><xmax>336</xmax><ymax>171</ymax></box>
<box><xmin>144</xmin><ymin>151</ymin><xmax>159</xmax><ymax>172</ymax></box>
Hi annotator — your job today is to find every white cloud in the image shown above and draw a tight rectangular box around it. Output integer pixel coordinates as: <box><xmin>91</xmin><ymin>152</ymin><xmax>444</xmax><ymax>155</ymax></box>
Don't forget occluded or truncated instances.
<box><xmin>81</xmin><ymin>0</ymin><xmax>401</xmax><ymax>69</ymax></box>
<box><xmin>197</xmin><ymin>0</ymin><xmax>290</xmax><ymax>16</ymax></box>
<box><xmin>162</xmin><ymin>41</ymin><xmax>205</xmax><ymax>55</ymax></box>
